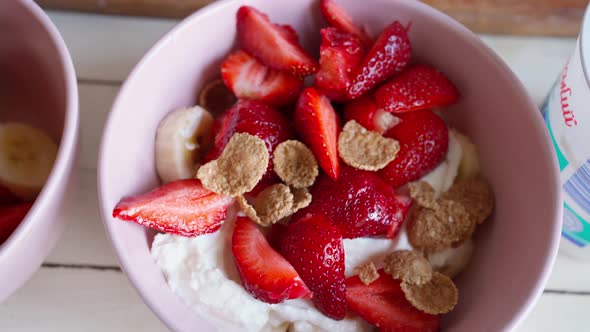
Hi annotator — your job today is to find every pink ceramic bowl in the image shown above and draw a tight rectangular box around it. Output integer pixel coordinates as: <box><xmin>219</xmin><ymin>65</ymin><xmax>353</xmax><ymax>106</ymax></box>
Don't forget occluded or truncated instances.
<box><xmin>0</xmin><ymin>0</ymin><xmax>79</xmax><ymax>301</ymax></box>
<box><xmin>99</xmin><ymin>0</ymin><xmax>562</xmax><ymax>330</ymax></box>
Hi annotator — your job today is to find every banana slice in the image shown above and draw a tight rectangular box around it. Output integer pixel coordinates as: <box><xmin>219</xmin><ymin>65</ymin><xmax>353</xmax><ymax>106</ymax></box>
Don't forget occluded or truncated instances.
<box><xmin>155</xmin><ymin>106</ymin><xmax>214</xmax><ymax>183</ymax></box>
<box><xmin>0</xmin><ymin>122</ymin><xmax>58</xmax><ymax>200</ymax></box>
<box><xmin>425</xmin><ymin>238</ymin><xmax>474</xmax><ymax>279</ymax></box>
<box><xmin>455</xmin><ymin>131</ymin><xmax>480</xmax><ymax>181</ymax></box>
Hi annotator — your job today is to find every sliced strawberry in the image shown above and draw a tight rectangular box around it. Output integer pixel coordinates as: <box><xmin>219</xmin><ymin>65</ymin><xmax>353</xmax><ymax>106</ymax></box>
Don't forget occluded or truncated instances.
<box><xmin>281</xmin><ymin>215</ymin><xmax>346</xmax><ymax>320</ymax></box>
<box><xmin>320</xmin><ymin>0</ymin><xmax>372</xmax><ymax>47</ymax></box>
<box><xmin>232</xmin><ymin>217</ymin><xmax>311</xmax><ymax>304</ymax></box>
<box><xmin>375</xmin><ymin>64</ymin><xmax>460</xmax><ymax>113</ymax></box>
<box><xmin>0</xmin><ymin>203</ymin><xmax>32</xmax><ymax>243</ymax></box>
<box><xmin>346</xmin><ymin>269</ymin><xmax>441</xmax><ymax>332</ymax></box>
<box><xmin>237</xmin><ymin>6</ymin><xmax>318</xmax><ymax>77</ymax></box>
<box><xmin>315</xmin><ymin>27</ymin><xmax>365</xmax><ymax>102</ymax></box>
<box><xmin>343</xmin><ymin>94</ymin><xmax>400</xmax><ymax>133</ymax></box>
<box><xmin>221</xmin><ymin>50</ymin><xmax>303</xmax><ymax>107</ymax></box>
<box><xmin>206</xmin><ymin>100</ymin><xmax>295</xmax><ymax>193</ymax></box>
<box><xmin>112</xmin><ymin>179</ymin><xmax>234</xmax><ymax>237</ymax></box>
<box><xmin>293</xmin><ymin>166</ymin><xmax>411</xmax><ymax>238</ymax></box>
<box><xmin>0</xmin><ymin>185</ymin><xmax>20</xmax><ymax>207</ymax></box>
<box><xmin>294</xmin><ymin>87</ymin><xmax>340</xmax><ymax>180</ymax></box>
<box><xmin>379</xmin><ymin>110</ymin><xmax>449</xmax><ymax>188</ymax></box>
<box><xmin>347</xmin><ymin>21</ymin><xmax>412</xmax><ymax>99</ymax></box>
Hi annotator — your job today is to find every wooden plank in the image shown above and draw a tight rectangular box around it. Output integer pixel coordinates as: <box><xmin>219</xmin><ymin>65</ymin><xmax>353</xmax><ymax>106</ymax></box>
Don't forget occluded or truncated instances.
<box><xmin>40</xmin><ymin>0</ymin><xmax>588</xmax><ymax>36</ymax></box>
<box><xmin>48</xmin><ymin>11</ymin><xmax>176</xmax><ymax>81</ymax></box>
<box><xmin>0</xmin><ymin>267</ymin><xmax>167</xmax><ymax>332</ymax></box>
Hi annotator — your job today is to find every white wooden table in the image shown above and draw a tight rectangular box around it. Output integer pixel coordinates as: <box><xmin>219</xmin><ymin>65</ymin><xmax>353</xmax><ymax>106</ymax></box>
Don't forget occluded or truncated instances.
<box><xmin>0</xmin><ymin>10</ymin><xmax>589</xmax><ymax>332</ymax></box>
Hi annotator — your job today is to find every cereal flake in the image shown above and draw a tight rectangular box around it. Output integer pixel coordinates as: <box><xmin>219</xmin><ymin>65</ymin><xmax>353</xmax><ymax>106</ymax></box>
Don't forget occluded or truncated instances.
<box><xmin>236</xmin><ymin>195</ymin><xmax>263</xmax><ymax>225</ymax></box>
<box><xmin>442</xmin><ymin>179</ymin><xmax>494</xmax><ymax>224</ymax></box>
<box><xmin>291</xmin><ymin>187</ymin><xmax>312</xmax><ymax>211</ymax></box>
<box><xmin>407</xmin><ymin>200</ymin><xmax>476</xmax><ymax>252</ymax></box>
<box><xmin>338</xmin><ymin>120</ymin><xmax>400</xmax><ymax>171</ymax></box>
<box><xmin>408</xmin><ymin>182</ymin><xmax>439</xmax><ymax>210</ymax></box>
<box><xmin>255</xmin><ymin>184</ymin><xmax>295</xmax><ymax>225</ymax></box>
<box><xmin>401</xmin><ymin>272</ymin><xmax>458</xmax><ymax>315</ymax></box>
<box><xmin>197</xmin><ymin>133</ymin><xmax>269</xmax><ymax>196</ymax></box>
<box><xmin>355</xmin><ymin>262</ymin><xmax>380</xmax><ymax>285</ymax></box>
<box><xmin>273</xmin><ymin>140</ymin><xmax>318</xmax><ymax>188</ymax></box>
<box><xmin>383</xmin><ymin>250</ymin><xmax>433</xmax><ymax>285</ymax></box>
<box><xmin>236</xmin><ymin>185</ymin><xmax>312</xmax><ymax>227</ymax></box>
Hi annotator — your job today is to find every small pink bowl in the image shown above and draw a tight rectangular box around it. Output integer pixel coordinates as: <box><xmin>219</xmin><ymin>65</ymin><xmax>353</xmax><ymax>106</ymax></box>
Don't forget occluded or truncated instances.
<box><xmin>0</xmin><ymin>0</ymin><xmax>79</xmax><ymax>301</ymax></box>
<box><xmin>99</xmin><ymin>0</ymin><xmax>562</xmax><ymax>330</ymax></box>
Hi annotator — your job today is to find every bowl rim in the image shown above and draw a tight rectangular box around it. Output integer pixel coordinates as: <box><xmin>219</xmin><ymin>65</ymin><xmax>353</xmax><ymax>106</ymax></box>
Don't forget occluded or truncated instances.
<box><xmin>0</xmin><ymin>0</ymin><xmax>79</xmax><ymax>261</ymax></box>
<box><xmin>98</xmin><ymin>0</ymin><xmax>563</xmax><ymax>331</ymax></box>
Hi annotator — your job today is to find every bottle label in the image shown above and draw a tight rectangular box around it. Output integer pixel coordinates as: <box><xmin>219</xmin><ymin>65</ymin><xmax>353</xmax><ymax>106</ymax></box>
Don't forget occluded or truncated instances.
<box><xmin>542</xmin><ymin>39</ymin><xmax>590</xmax><ymax>247</ymax></box>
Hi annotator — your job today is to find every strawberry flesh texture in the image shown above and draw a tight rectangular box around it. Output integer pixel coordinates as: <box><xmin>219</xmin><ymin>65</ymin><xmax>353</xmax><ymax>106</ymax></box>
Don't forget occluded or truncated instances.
<box><xmin>281</xmin><ymin>215</ymin><xmax>346</xmax><ymax>320</ymax></box>
<box><xmin>237</xmin><ymin>6</ymin><xmax>318</xmax><ymax>77</ymax></box>
<box><xmin>347</xmin><ymin>21</ymin><xmax>412</xmax><ymax>99</ymax></box>
<box><xmin>206</xmin><ymin>100</ymin><xmax>295</xmax><ymax>193</ymax></box>
<box><xmin>232</xmin><ymin>217</ymin><xmax>311</xmax><ymax>304</ymax></box>
<box><xmin>112</xmin><ymin>179</ymin><xmax>233</xmax><ymax>237</ymax></box>
<box><xmin>315</xmin><ymin>27</ymin><xmax>365</xmax><ymax>102</ymax></box>
<box><xmin>320</xmin><ymin>0</ymin><xmax>372</xmax><ymax>47</ymax></box>
<box><xmin>379</xmin><ymin>110</ymin><xmax>449</xmax><ymax>188</ymax></box>
<box><xmin>0</xmin><ymin>203</ymin><xmax>32</xmax><ymax>243</ymax></box>
<box><xmin>294</xmin><ymin>87</ymin><xmax>340</xmax><ymax>180</ymax></box>
<box><xmin>293</xmin><ymin>166</ymin><xmax>411</xmax><ymax>239</ymax></box>
<box><xmin>346</xmin><ymin>269</ymin><xmax>441</xmax><ymax>332</ymax></box>
<box><xmin>221</xmin><ymin>50</ymin><xmax>303</xmax><ymax>107</ymax></box>
<box><xmin>375</xmin><ymin>64</ymin><xmax>460</xmax><ymax>113</ymax></box>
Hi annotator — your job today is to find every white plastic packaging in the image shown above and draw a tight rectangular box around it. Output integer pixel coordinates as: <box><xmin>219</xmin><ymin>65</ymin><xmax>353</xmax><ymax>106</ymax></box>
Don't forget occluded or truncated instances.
<box><xmin>541</xmin><ymin>4</ymin><xmax>590</xmax><ymax>259</ymax></box>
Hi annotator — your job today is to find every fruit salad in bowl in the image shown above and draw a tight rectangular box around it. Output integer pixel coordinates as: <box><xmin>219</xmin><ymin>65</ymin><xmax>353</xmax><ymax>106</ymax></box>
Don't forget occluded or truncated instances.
<box><xmin>99</xmin><ymin>0</ymin><xmax>561</xmax><ymax>331</ymax></box>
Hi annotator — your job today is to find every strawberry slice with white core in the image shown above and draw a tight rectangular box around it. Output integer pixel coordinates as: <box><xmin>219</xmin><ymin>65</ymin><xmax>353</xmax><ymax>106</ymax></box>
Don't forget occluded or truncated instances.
<box><xmin>237</xmin><ymin>6</ymin><xmax>319</xmax><ymax>77</ymax></box>
<box><xmin>112</xmin><ymin>179</ymin><xmax>234</xmax><ymax>237</ymax></box>
<box><xmin>221</xmin><ymin>50</ymin><xmax>303</xmax><ymax>107</ymax></box>
<box><xmin>232</xmin><ymin>216</ymin><xmax>311</xmax><ymax>304</ymax></box>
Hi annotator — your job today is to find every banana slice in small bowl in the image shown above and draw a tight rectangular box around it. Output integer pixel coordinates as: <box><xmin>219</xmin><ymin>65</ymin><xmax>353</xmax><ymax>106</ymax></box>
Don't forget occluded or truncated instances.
<box><xmin>0</xmin><ymin>122</ymin><xmax>59</xmax><ymax>200</ymax></box>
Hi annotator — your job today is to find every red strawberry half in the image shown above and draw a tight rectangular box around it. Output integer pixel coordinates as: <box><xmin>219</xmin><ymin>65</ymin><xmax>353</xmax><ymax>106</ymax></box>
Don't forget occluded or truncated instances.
<box><xmin>294</xmin><ymin>87</ymin><xmax>340</xmax><ymax>180</ymax></box>
<box><xmin>232</xmin><ymin>217</ymin><xmax>311</xmax><ymax>304</ymax></box>
<box><xmin>206</xmin><ymin>100</ymin><xmax>295</xmax><ymax>193</ymax></box>
<box><xmin>347</xmin><ymin>21</ymin><xmax>412</xmax><ymax>99</ymax></box>
<box><xmin>346</xmin><ymin>269</ymin><xmax>441</xmax><ymax>332</ymax></box>
<box><xmin>0</xmin><ymin>203</ymin><xmax>32</xmax><ymax>243</ymax></box>
<box><xmin>293</xmin><ymin>166</ymin><xmax>412</xmax><ymax>239</ymax></box>
<box><xmin>266</xmin><ymin>222</ymin><xmax>289</xmax><ymax>252</ymax></box>
<box><xmin>343</xmin><ymin>94</ymin><xmax>400</xmax><ymax>133</ymax></box>
<box><xmin>320</xmin><ymin>0</ymin><xmax>372</xmax><ymax>47</ymax></box>
<box><xmin>379</xmin><ymin>110</ymin><xmax>449</xmax><ymax>188</ymax></box>
<box><xmin>112</xmin><ymin>179</ymin><xmax>234</xmax><ymax>237</ymax></box>
<box><xmin>221</xmin><ymin>50</ymin><xmax>303</xmax><ymax>107</ymax></box>
<box><xmin>315</xmin><ymin>27</ymin><xmax>365</xmax><ymax>102</ymax></box>
<box><xmin>375</xmin><ymin>64</ymin><xmax>460</xmax><ymax>113</ymax></box>
<box><xmin>281</xmin><ymin>215</ymin><xmax>346</xmax><ymax>320</ymax></box>
<box><xmin>237</xmin><ymin>6</ymin><xmax>318</xmax><ymax>77</ymax></box>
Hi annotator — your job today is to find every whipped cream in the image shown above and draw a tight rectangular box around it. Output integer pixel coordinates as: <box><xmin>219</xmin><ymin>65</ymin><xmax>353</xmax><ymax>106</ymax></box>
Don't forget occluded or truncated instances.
<box><xmin>151</xmin><ymin>129</ymin><xmax>465</xmax><ymax>332</ymax></box>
